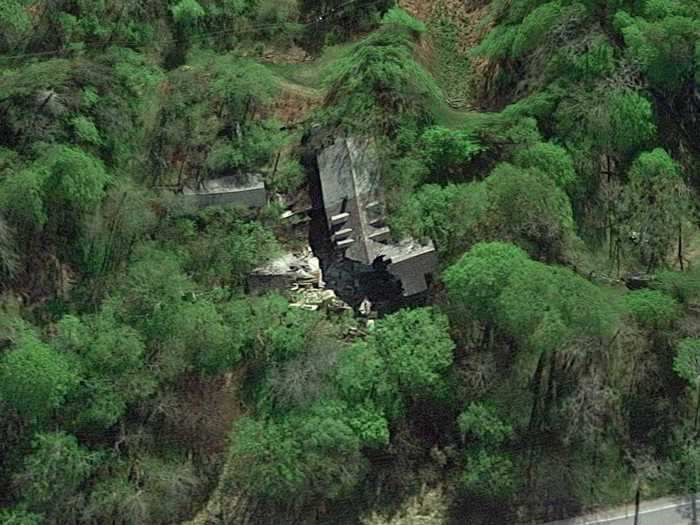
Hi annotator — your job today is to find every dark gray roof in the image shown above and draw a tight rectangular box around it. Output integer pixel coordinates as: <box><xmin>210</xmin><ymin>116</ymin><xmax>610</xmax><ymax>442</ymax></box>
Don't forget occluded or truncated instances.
<box><xmin>317</xmin><ymin>137</ymin><xmax>437</xmax><ymax>296</ymax></box>
<box><xmin>381</xmin><ymin>239</ymin><xmax>438</xmax><ymax>297</ymax></box>
<box><xmin>317</xmin><ymin>137</ymin><xmax>388</xmax><ymax>265</ymax></box>
<box><xmin>182</xmin><ymin>174</ymin><xmax>266</xmax><ymax>208</ymax></box>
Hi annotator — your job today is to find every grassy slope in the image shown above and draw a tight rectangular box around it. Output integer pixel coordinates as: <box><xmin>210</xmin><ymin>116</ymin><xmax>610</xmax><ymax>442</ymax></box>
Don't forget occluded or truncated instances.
<box><xmin>265</xmin><ymin>43</ymin><xmax>354</xmax><ymax>89</ymax></box>
<box><xmin>264</xmin><ymin>26</ymin><xmax>476</xmax><ymax>129</ymax></box>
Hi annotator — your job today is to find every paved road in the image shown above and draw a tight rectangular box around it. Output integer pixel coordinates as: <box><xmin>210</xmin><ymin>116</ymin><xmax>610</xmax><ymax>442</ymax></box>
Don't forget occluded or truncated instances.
<box><xmin>544</xmin><ymin>496</ymin><xmax>699</xmax><ymax>525</ymax></box>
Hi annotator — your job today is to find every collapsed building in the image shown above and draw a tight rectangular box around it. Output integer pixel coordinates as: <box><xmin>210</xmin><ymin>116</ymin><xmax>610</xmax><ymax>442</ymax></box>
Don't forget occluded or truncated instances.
<box><xmin>179</xmin><ymin>174</ymin><xmax>350</xmax><ymax>311</ymax></box>
<box><xmin>248</xmin><ymin>250</ymin><xmax>322</xmax><ymax>294</ymax></box>
<box><xmin>177</xmin><ymin>136</ymin><xmax>437</xmax><ymax>311</ymax></box>
<box><xmin>316</xmin><ymin>136</ymin><xmax>438</xmax><ymax>297</ymax></box>
<box><xmin>247</xmin><ymin>248</ymin><xmax>351</xmax><ymax>312</ymax></box>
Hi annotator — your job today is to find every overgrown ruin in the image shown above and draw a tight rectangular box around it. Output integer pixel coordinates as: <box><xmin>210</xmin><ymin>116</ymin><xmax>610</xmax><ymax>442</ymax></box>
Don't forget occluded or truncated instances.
<box><xmin>316</xmin><ymin>136</ymin><xmax>438</xmax><ymax>298</ymax></box>
<box><xmin>242</xmin><ymin>135</ymin><xmax>439</xmax><ymax>313</ymax></box>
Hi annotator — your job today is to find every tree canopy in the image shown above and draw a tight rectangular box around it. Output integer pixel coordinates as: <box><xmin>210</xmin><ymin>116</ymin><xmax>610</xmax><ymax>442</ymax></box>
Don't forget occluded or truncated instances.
<box><xmin>0</xmin><ymin>1</ymin><xmax>699</xmax><ymax>523</ymax></box>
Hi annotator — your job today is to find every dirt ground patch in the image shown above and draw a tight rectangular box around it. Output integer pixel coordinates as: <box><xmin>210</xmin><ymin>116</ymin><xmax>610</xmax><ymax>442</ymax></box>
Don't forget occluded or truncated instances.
<box><xmin>398</xmin><ymin>0</ymin><xmax>496</xmax><ymax>112</ymax></box>
<box><xmin>269</xmin><ymin>79</ymin><xmax>324</xmax><ymax>128</ymax></box>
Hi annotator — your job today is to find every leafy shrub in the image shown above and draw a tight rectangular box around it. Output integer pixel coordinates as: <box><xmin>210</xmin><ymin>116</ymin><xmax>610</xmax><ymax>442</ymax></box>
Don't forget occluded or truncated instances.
<box><xmin>458</xmin><ymin>402</ymin><xmax>513</xmax><ymax>444</ymax></box>
<box><xmin>420</xmin><ymin>126</ymin><xmax>484</xmax><ymax>178</ymax></box>
<box><xmin>0</xmin><ymin>329</ymin><xmax>80</xmax><ymax>421</ymax></box>
<box><xmin>322</xmin><ymin>8</ymin><xmax>440</xmax><ymax>132</ymax></box>
<box><xmin>513</xmin><ymin>142</ymin><xmax>577</xmax><ymax>191</ymax></box>
<box><xmin>623</xmin><ymin>289</ymin><xmax>680</xmax><ymax>329</ymax></box>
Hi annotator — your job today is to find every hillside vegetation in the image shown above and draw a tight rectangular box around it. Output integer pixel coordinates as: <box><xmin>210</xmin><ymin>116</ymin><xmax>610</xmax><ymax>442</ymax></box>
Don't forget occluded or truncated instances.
<box><xmin>0</xmin><ymin>1</ymin><xmax>699</xmax><ymax>524</ymax></box>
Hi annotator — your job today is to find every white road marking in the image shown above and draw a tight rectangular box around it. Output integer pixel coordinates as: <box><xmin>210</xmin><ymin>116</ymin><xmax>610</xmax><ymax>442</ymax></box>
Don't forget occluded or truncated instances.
<box><xmin>584</xmin><ymin>501</ymin><xmax>687</xmax><ymax>524</ymax></box>
<box><xmin>542</xmin><ymin>496</ymin><xmax>697</xmax><ymax>525</ymax></box>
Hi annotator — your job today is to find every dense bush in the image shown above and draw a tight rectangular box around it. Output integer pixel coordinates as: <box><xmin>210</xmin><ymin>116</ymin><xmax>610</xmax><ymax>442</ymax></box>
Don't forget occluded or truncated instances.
<box><xmin>0</xmin><ymin>1</ymin><xmax>699</xmax><ymax>523</ymax></box>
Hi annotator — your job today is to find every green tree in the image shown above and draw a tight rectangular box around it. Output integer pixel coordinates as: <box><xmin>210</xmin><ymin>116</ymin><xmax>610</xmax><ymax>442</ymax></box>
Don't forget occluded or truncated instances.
<box><xmin>472</xmin><ymin>24</ymin><xmax>518</xmax><ymax>61</ymax></box>
<box><xmin>484</xmin><ymin>163</ymin><xmax>574</xmax><ymax>260</ymax></box>
<box><xmin>0</xmin><ymin>328</ymin><xmax>79</xmax><ymax>421</ymax></box>
<box><xmin>167</xmin><ymin>299</ymin><xmax>237</xmax><ymax>377</ymax></box>
<box><xmin>209</xmin><ymin>55</ymin><xmax>279</xmax><ymax>124</ymax></box>
<box><xmin>368</xmin><ymin>308</ymin><xmax>454</xmax><ymax>400</ymax></box>
<box><xmin>623</xmin><ymin>289</ymin><xmax>680</xmax><ymax>330</ymax></box>
<box><xmin>673</xmin><ymin>338</ymin><xmax>700</xmax><ymax>432</ymax></box>
<box><xmin>655</xmin><ymin>268</ymin><xmax>700</xmax><ymax>305</ymax></box>
<box><xmin>615</xmin><ymin>8</ymin><xmax>700</xmax><ymax>92</ymax></box>
<box><xmin>391</xmin><ymin>181</ymin><xmax>489</xmax><ymax>260</ymax></box>
<box><xmin>219</xmin><ymin>293</ymin><xmax>322</xmax><ymax>366</ymax></box>
<box><xmin>41</xmin><ymin>145</ymin><xmax>111</xmax><ymax>216</ymax></box>
<box><xmin>419</xmin><ymin>126</ymin><xmax>483</xmax><ymax>179</ymax></box>
<box><xmin>335</xmin><ymin>341</ymin><xmax>401</xmax><ymax>420</ymax></box>
<box><xmin>344</xmin><ymin>400</ymin><xmax>391</xmax><ymax>449</ymax></box>
<box><xmin>81</xmin><ymin>472</ymin><xmax>149</xmax><ymax>525</ymax></box>
<box><xmin>458</xmin><ymin>402</ymin><xmax>513</xmax><ymax>445</ymax></box>
<box><xmin>54</xmin><ymin>309</ymin><xmax>156</xmax><ymax>430</ymax></box>
<box><xmin>497</xmin><ymin>260</ymin><xmax>615</xmax><ymax>349</ymax></box>
<box><xmin>511</xmin><ymin>1</ymin><xmax>565</xmax><ymax>59</ymax></box>
<box><xmin>80</xmin><ymin>181</ymin><xmax>158</xmax><ymax>278</ymax></box>
<box><xmin>0</xmin><ymin>509</ymin><xmax>43</xmax><ymax>525</ymax></box>
<box><xmin>596</xmin><ymin>90</ymin><xmax>657</xmax><ymax>156</ymax></box>
<box><xmin>448</xmin><ymin>246</ymin><xmax>616</xmax><ymax>436</ymax></box>
<box><xmin>70</xmin><ymin>115</ymin><xmax>104</xmax><ymax>147</ymax></box>
<box><xmin>108</xmin><ymin>245</ymin><xmax>194</xmax><ymax>341</ymax></box>
<box><xmin>458</xmin><ymin>403</ymin><xmax>515</xmax><ymax>500</ymax></box>
<box><xmin>443</xmin><ymin>241</ymin><xmax>530</xmax><ymax>324</ymax></box>
<box><xmin>0</xmin><ymin>146</ymin><xmax>111</xmax><ymax>240</ymax></box>
<box><xmin>252</xmin><ymin>0</ymin><xmax>301</xmax><ymax>42</ymax></box>
<box><xmin>624</xmin><ymin>148</ymin><xmax>690</xmax><ymax>270</ymax></box>
<box><xmin>171</xmin><ymin>0</ymin><xmax>206</xmax><ymax>26</ymax></box>
<box><xmin>206</xmin><ymin>120</ymin><xmax>288</xmax><ymax>174</ymax></box>
<box><xmin>512</xmin><ymin>142</ymin><xmax>577</xmax><ymax>192</ymax></box>
<box><xmin>323</xmin><ymin>8</ymin><xmax>440</xmax><ymax>132</ymax></box>
<box><xmin>169</xmin><ymin>0</ymin><xmax>206</xmax><ymax>65</ymax></box>
<box><xmin>335</xmin><ymin>308</ymin><xmax>454</xmax><ymax>424</ymax></box>
<box><xmin>678</xmin><ymin>442</ymin><xmax>700</xmax><ymax>496</ymax></box>
<box><xmin>106</xmin><ymin>244</ymin><xmax>244</xmax><ymax>385</ymax></box>
<box><xmin>0</xmin><ymin>215</ymin><xmax>19</xmax><ymax>283</ymax></box>
<box><xmin>228</xmin><ymin>401</ymin><xmax>366</xmax><ymax>502</ymax></box>
<box><xmin>555</xmin><ymin>88</ymin><xmax>656</xmax><ymax>159</ymax></box>
<box><xmin>462</xmin><ymin>449</ymin><xmax>515</xmax><ymax>499</ymax></box>
<box><xmin>15</xmin><ymin>432</ymin><xmax>100</xmax><ymax>522</ymax></box>
<box><xmin>0</xmin><ymin>0</ymin><xmax>32</xmax><ymax>51</ymax></box>
<box><xmin>154</xmin><ymin>51</ymin><xmax>281</xmax><ymax>184</ymax></box>
<box><xmin>0</xmin><ymin>168</ymin><xmax>48</xmax><ymax>232</ymax></box>
<box><xmin>82</xmin><ymin>455</ymin><xmax>199</xmax><ymax>524</ymax></box>
<box><xmin>553</xmin><ymin>36</ymin><xmax>617</xmax><ymax>84</ymax></box>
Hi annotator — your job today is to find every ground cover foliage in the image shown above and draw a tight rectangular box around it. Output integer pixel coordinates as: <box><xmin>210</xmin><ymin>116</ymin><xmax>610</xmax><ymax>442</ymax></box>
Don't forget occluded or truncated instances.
<box><xmin>0</xmin><ymin>1</ymin><xmax>699</xmax><ymax>523</ymax></box>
